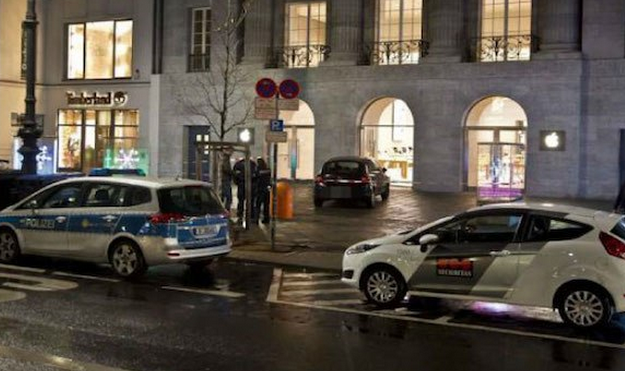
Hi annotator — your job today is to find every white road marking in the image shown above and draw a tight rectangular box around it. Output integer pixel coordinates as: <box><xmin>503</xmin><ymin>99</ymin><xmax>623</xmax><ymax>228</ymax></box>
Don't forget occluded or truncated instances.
<box><xmin>0</xmin><ymin>272</ymin><xmax>77</xmax><ymax>291</ymax></box>
<box><xmin>162</xmin><ymin>286</ymin><xmax>245</xmax><ymax>298</ymax></box>
<box><xmin>283</xmin><ymin>272</ymin><xmax>338</xmax><ymax>279</ymax></box>
<box><xmin>312</xmin><ymin>299</ymin><xmax>364</xmax><ymax>306</ymax></box>
<box><xmin>2</xmin><ymin>282</ymin><xmax>54</xmax><ymax>292</ymax></box>
<box><xmin>0</xmin><ymin>289</ymin><xmax>26</xmax><ymax>303</ymax></box>
<box><xmin>0</xmin><ymin>264</ymin><xmax>45</xmax><ymax>273</ymax></box>
<box><xmin>52</xmin><ymin>271</ymin><xmax>121</xmax><ymax>283</ymax></box>
<box><xmin>282</xmin><ymin>280</ymin><xmax>347</xmax><ymax>287</ymax></box>
<box><xmin>0</xmin><ymin>343</ymin><xmax>135</xmax><ymax>371</ymax></box>
<box><xmin>269</xmin><ymin>269</ymin><xmax>625</xmax><ymax>351</ymax></box>
<box><xmin>267</xmin><ymin>268</ymin><xmax>282</xmax><ymax>302</ymax></box>
<box><xmin>280</xmin><ymin>288</ymin><xmax>357</xmax><ymax>296</ymax></box>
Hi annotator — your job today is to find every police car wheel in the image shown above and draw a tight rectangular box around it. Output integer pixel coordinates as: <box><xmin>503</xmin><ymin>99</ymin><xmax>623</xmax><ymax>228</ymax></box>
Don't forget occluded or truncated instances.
<box><xmin>363</xmin><ymin>266</ymin><xmax>406</xmax><ymax>308</ymax></box>
<box><xmin>109</xmin><ymin>241</ymin><xmax>146</xmax><ymax>278</ymax></box>
<box><xmin>558</xmin><ymin>286</ymin><xmax>613</xmax><ymax>329</ymax></box>
<box><xmin>0</xmin><ymin>230</ymin><xmax>20</xmax><ymax>263</ymax></box>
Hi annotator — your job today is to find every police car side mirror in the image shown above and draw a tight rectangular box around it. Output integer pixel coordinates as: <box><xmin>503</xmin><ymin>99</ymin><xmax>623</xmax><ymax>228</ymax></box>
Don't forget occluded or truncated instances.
<box><xmin>27</xmin><ymin>200</ymin><xmax>38</xmax><ymax>212</ymax></box>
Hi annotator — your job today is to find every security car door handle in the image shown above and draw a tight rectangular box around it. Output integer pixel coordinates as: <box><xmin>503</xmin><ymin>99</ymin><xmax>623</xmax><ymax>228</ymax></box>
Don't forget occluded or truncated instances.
<box><xmin>490</xmin><ymin>250</ymin><xmax>511</xmax><ymax>257</ymax></box>
<box><xmin>102</xmin><ymin>215</ymin><xmax>117</xmax><ymax>223</ymax></box>
<box><xmin>55</xmin><ymin>216</ymin><xmax>67</xmax><ymax>223</ymax></box>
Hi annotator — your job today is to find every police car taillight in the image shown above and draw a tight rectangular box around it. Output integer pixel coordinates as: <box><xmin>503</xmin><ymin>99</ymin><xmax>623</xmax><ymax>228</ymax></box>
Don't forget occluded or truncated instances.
<box><xmin>599</xmin><ymin>232</ymin><xmax>625</xmax><ymax>259</ymax></box>
<box><xmin>149</xmin><ymin>212</ymin><xmax>186</xmax><ymax>224</ymax></box>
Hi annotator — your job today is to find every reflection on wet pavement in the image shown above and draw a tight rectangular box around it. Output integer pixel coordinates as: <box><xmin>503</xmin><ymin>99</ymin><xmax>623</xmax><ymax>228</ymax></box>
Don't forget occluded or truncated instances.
<box><xmin>273</xmin><ymin>268</ymin><xmax>625</xmax><ymax>347</ymax></box>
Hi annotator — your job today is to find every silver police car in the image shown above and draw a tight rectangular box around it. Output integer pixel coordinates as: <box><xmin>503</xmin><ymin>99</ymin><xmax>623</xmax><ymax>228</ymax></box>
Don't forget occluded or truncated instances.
<box><xmin>0</xmin><ymin>177</ymin><xmax>231</xmax><ymax>278</ymax></box>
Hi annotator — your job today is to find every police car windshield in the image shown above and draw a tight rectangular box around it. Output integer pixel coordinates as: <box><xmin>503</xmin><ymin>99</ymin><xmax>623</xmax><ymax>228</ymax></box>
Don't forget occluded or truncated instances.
<box><xmin>157</xmin><ymin>186</ymin><xmax>224</xmax><ymax>217</ymax></box>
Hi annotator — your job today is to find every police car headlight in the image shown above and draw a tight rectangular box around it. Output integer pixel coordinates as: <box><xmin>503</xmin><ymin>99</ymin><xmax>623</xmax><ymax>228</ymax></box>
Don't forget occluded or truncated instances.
<box><xmin>346</xmin><ymin>243</ymin><xmax>380</xmax><ymax>255</ymax></box>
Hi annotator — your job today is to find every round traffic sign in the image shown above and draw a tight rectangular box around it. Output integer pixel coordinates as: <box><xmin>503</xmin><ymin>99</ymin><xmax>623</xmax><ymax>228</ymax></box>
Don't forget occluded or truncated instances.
<box><xmin>255</xmin><ymin>78</ymin><xmax>277</xmax><ymax>98</ymax></box>
<box><xmin>279</xmin><ymin>79</ymin><xmax>300</xmax><ymax>99</ymax></box>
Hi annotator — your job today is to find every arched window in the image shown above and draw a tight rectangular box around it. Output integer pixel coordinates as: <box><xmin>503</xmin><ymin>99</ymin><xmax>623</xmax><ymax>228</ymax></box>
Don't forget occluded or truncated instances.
<box><xmin>465</xmin><ymin>96</ymin><xmax>527</xmax><ymax>192</ymax></box>
<box><xmin>361</xmin><ymin>98</ymin><xmax>414</xmax><ymax>183</ymax></box>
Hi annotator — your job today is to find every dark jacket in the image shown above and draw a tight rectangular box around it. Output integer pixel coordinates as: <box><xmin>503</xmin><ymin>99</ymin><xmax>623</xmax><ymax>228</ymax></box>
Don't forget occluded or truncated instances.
<box><xmin>233</xmin><ymin>159</ymin><xmax>257</xmax><ymax>187</ymax></box>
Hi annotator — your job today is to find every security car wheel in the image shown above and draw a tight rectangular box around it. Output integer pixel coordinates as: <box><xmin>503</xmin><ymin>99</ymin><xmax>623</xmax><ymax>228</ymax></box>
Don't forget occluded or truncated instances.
<box><xmin>0</xmin><ymin>230</ymin><xmax>20</xmax><ymax>263</ymax></box>
<box><xmin>557</xmin><ymin>286</ymin><xmax>613</xmax><ymax>329</ymax></box>
<box><xmin>362</xmin><ymin>266</ymin><xmax>406</xmax><ymax>308</ymax></box>
<box><xmin>381</xmin><ymin>185</ymin><xmax>390</xmax><ymax>201</ymax></box>
<box><xmin>109</xmin><ymin>240</ymin><xmax>146</xmax><ymax>279</ymax></box>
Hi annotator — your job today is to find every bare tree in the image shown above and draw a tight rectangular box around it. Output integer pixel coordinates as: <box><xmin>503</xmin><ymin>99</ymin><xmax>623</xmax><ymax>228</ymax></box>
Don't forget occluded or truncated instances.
<box><xmin>173</xmin><ymin>0</ymin><xmax>255</xmax><ymax>205</ymax></box>
<box><xmin>175</xmin><ymin>0</ymin><xmax>254</xmax><ymax>142</ymax></box>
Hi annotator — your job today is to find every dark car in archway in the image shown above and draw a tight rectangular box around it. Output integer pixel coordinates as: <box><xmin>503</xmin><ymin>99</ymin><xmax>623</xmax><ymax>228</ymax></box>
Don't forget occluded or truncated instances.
<box><xmin>314</xmin><ymin>156</ymin><xmax>390</xmax><ymax>208</ymax></box>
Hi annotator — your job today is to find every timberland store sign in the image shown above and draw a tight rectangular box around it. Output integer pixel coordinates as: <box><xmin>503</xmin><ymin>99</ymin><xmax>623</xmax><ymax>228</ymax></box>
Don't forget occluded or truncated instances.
<box><xmin>66</xmin><ymin>91</ymin><xmax>128</xmax><ymax>107</ymax></box>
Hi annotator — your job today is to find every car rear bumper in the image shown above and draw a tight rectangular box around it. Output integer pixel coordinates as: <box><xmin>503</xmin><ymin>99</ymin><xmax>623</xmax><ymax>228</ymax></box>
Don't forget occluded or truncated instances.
<box><xmin>165</xmin><ymin>243</ymin><xmax>232</xmax><ymax>261</ymax></box>
<box><xmin>140</xmin><ymin>236</ymin><xmax>232</xmax><ymax>265</ymax></box>
<box><xmin>315</xmin><ymin>184</ymin><xmax>373</xmax><ymax>200</ymax></box>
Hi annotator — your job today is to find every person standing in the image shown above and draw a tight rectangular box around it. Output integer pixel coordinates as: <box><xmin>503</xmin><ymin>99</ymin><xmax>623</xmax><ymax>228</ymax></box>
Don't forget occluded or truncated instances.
<box><xmin>255</xmin><ymin>157</ymin><xmax>271</xmax><ymax>224</ymax></box>
<box><xmin>220</xmin><ymin>152</ymin><xmax>233</xmax><ymax>212</ymax></box>
<box><xmin>233</xmin><ymin>157</ymin><xmax>257</xmax><ymax>221</ymax></box>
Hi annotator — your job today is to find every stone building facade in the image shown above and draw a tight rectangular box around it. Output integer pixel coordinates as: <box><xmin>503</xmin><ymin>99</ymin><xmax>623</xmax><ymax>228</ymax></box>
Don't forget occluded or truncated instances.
<box><xmin>3</xmin><ymin>0</ymin><xmax>625</xmax><ymax>200</ymax></box>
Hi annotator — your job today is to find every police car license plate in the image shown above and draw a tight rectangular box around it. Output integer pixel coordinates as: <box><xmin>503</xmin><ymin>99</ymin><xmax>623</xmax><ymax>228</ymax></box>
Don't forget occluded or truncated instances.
<box><xmin>194</xmin><ymin>226</ymin><xmax>217</xmax><ymax>237</ymax></box>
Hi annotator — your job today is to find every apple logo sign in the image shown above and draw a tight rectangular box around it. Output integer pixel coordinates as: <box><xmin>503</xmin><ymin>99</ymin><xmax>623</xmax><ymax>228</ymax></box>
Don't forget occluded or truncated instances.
<box><xmin>544</xmin><ymin>132</ymin><xmax>560</xmax><ymax>149</ymax></box>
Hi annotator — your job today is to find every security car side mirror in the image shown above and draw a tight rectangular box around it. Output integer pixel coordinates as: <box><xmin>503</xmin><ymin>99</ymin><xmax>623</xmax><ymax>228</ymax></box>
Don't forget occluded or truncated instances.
<box><xmin>419</xmin><ymin>234</ymin><xmax>439</xmax><ymax>246</ymax></box>
<box><xmin>28</xmin><ymin>199</ymin><xmax>38</xmax><ymax>211</ymax></box>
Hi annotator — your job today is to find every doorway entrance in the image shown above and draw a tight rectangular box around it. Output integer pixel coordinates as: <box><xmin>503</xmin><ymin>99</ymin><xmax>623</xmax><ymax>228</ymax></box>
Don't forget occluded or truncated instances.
<box><xmin>185</xmin><ymin>126</ymin><xmax>210</xmax><ymax>181</ymax></box>
<box><xmin>277</xmin><ymin>100</ymin><xmax>315</xmax><ymax>180</ymax></box>
<box><xmin>465</xmin><ymin>96</ymin><xmax>527</xmax><ymax>190</ymax></box>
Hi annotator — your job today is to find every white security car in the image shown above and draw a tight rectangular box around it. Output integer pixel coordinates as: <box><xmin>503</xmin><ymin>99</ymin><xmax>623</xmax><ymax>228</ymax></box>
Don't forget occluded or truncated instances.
<box><xmin>0</xmin><ymin>177</ymin><xmax>231</xmax><ymax>278</ymax></box>
<box><xmin>342</xmin><ymin>203</ymin><xmax>625</xmax><ymax>329</ymax></box>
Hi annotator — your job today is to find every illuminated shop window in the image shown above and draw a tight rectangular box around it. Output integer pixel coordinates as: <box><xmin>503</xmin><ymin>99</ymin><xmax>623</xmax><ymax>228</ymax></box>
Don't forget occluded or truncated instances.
<box><xmin>57</xmin><ymin>109</ymin><xmax>139</xmax><ymax>173</ymax></box>
<box><xmin>67</xmin><ymin>20</ymin><xmax>133</xmax><ymax>79</ymax></box>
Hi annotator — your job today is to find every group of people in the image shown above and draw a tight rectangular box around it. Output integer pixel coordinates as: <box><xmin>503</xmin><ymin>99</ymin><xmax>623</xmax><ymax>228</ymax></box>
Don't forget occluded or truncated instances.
<box><xmin>221</xmin><ymin>155</ymin><xmax>272</xmax><ymax>224</ymax></box>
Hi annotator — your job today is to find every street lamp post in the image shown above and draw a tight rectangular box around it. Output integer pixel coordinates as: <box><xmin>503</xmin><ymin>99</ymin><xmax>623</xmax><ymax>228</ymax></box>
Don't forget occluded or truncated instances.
<box><xmin>18</xmin><ymin>0</ymin><xmax>41</xmax><ymax>174</ymax></box>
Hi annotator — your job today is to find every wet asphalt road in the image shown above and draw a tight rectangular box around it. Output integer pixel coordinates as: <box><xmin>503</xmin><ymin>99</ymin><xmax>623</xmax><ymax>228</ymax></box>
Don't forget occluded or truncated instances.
<box><xmin>0</xmin><ymin>258</ymin><xmax>625</xmax><ymax>370</ymax></box>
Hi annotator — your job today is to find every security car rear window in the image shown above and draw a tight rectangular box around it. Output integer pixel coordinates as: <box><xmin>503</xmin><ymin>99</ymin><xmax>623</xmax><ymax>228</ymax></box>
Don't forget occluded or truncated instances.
<box><xmin>322</xmin><ymin>161</ymin><xmax>364</xmax><ymax>177</ymax></box>
<box><xmin>157</xmin><ymin>186</ymin><xmax>224</xmax><ymax>216</ymax></box>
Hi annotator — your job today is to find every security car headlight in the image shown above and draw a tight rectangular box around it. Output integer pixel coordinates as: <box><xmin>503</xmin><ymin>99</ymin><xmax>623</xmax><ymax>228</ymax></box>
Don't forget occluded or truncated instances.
<box><xmin>346</xmin><ymin>243</ymin><xmax>380</xmax><ymax>255</ymax></box>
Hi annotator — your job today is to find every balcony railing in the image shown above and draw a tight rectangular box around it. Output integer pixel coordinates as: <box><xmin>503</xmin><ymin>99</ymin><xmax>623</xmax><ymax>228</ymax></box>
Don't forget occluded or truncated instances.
<box><xmin>366</xmin><ymin>40</ymin><xmax>429</xmax><ymax>66</ymax></box>
<box><xmin>475</xmin><ymin>35</ymin><xmax>538</xmax><ymax>62</ymax></box>
<box><xmin>188</xmin><ymin>53</ymin><xmax>210</xmax><ymax>72</ymax></box>
<box><xmin>275</xmin><ymin>44</ymin><xmax>331</xmax><ymax>68</ymax></box>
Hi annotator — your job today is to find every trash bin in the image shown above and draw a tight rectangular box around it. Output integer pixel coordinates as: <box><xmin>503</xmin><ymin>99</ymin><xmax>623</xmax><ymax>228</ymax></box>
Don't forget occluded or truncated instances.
<box><xmin>272</xmin><ymin>181</ymin><xmax>293</xmax><ymax>219</ymax></box>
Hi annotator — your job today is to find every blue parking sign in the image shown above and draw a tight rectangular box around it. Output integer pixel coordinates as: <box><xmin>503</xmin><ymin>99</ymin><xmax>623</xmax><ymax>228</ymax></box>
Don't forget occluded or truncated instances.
<box><xmin>270</xmin><ymin>119</ymin><xmax>284</xmax><ymax>132</ymax></box>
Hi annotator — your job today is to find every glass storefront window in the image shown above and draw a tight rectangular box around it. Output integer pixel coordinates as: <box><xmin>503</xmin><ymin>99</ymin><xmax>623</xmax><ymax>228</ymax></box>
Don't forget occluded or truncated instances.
<box><xmin>67</xmin><ymin>20</ymin><xmax>133</xmax><ymax>80</ymax></box>
<box><xmin>361</xmin><ymin>98</ymin><xmax>415</xmax><ymax>184</ymax></box>
<box><xmin>58</xmin><ymin>110</ymin><xmax>83</xmax><ymax>171</ymax></box>
<box><xmin>57</xmin><ymin>109</ymin><xmax>139</xmax><ymax>172</ymax></box>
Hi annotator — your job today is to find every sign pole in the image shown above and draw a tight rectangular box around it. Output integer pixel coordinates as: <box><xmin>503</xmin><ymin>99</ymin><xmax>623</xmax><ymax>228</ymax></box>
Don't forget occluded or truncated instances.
<box><xmin>271</xmin><ymin>95</ymin><xmax>279</xmax><ymax>251</ymax></box>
